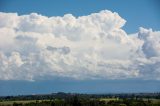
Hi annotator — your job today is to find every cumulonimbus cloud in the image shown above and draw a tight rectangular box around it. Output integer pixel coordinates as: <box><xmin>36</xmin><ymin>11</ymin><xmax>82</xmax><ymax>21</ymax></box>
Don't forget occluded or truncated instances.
<box><xmin>0</xmin><ymin>10</ymin><xmax>160</xmax><ymax>81</ymax></box>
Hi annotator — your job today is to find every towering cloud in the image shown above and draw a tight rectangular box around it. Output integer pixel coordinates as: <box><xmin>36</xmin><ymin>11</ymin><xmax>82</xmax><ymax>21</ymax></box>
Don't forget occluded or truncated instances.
<box><xmin>0</xmin><ymin>10</ymin><xmax>160</xmax><ymax>81</ymax></box>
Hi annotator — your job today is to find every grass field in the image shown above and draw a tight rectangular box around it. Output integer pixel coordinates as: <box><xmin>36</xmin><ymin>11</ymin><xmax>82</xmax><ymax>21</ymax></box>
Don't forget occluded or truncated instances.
<box><xmin>0</xmin><ymin>100</ymin><xmax>49</xmax><ymax>105</ymax></box>
<box><xmin>0</xmin><ymin>98</ymin><xmax>160</xmax><ymax>106</ymax></box>
<box><xmin>99</xmin><ymin>98</ymin><xmax>119</xmax><ymax>102</ymax></box>
<box><xmin>143</xmin><ymin>98</ymin><xmax>160</xmax><ymax>104</ymax></box>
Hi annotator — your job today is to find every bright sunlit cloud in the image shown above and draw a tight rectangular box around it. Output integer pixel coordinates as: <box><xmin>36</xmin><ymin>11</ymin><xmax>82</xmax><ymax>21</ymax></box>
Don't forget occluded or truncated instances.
<box><xmin>0</xmin><ymin>10</ymin><xmax>160</xmax><ymax>81</ymax></box>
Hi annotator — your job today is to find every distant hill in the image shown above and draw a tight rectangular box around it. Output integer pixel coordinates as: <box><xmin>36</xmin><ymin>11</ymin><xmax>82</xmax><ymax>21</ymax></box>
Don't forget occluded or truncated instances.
<box><xmin>0</xmin><ymin>92</ymin><xmax>160</xmax><ymax>101</ymax></box>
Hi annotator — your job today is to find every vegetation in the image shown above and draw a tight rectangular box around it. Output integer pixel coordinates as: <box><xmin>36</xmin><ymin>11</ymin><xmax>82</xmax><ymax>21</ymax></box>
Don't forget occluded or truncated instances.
<box><xmin>0</xmin><ymin>92</ymin><xmax>160</xmax><ymax>106</ymax></box>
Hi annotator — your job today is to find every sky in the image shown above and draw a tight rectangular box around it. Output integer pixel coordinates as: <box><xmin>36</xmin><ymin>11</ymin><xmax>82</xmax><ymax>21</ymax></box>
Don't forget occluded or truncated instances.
<box><xmin>0</xmin><ymin>0</ymin><xmax>160</xmax><ymax>33</ymax></box>
<box><xmin>0</xmin><ymin>0</ymin><xmax>160</xmax><ymax>96</ymax></box>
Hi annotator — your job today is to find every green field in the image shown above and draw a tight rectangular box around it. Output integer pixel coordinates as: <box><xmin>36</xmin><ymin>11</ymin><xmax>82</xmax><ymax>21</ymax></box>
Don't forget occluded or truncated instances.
<box><xmin>0</xmin><ymin>98</ymin><xmax>160</xmax><ymax>106</ymax></box>
<box><xmin>0</xmin><ymin>100</ymin><xmax>49</xmax><ymax>105</ymax></box>
<box><xmin>99</xmin><ymin>97</ymin><xmax>119</xmax><ymax>102</ymax></box>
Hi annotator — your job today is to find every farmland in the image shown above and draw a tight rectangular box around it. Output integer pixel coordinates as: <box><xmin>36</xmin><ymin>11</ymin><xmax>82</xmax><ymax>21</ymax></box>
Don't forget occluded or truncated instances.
<box><xmin>0</xmin><ymin>92</ymin><xmax>160</xmax><ymax>106</ymax></box>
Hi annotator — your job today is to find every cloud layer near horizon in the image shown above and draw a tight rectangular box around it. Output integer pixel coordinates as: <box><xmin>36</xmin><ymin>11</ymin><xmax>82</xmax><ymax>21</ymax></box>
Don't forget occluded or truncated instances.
<box><xmin>0</xmin><ymin>10</ymin><xmax>160</xmax><ymax>81</ymax></box>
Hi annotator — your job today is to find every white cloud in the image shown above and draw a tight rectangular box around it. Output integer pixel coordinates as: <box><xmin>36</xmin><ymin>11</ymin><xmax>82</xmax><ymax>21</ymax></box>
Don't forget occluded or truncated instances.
<box><xmin>138</xmin><ymin>27</ymin><xmax>160</xmax><ymax>58</ymax></box>
<box><xmin>0</xmin><ymin>10</ymin><xmax>160</xmax><ymax>81</ymax></box>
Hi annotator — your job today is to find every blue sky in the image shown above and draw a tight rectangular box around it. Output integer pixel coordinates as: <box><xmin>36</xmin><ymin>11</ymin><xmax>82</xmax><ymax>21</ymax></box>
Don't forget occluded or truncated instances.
<box><xmin>0</xmin><ymin>0</ymin><xmax>160</xmax><ymax>95</ymax></box>
<box><xmin>0</xmin><ymin>0</ymin><xmax>160</xmax><ymax>33</ymax></box>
